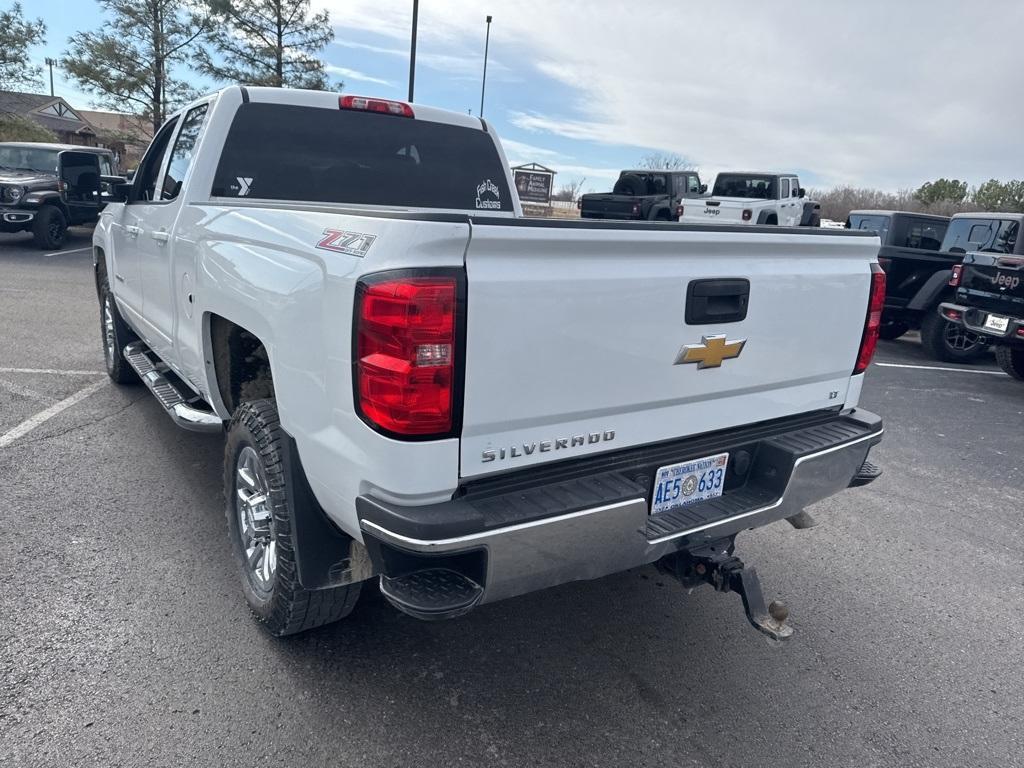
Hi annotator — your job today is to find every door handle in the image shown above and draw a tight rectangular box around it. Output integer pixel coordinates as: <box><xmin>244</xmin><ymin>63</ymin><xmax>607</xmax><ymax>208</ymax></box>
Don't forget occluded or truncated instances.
<box><xmin>151</xmin><ymin>229</ymin><xmax>170</xmax><ymax>244</ymax></box>
<box><xmin>125</xmin><ymin>225</ymin><xmax>142</xmax><ymax>237</ymax></box>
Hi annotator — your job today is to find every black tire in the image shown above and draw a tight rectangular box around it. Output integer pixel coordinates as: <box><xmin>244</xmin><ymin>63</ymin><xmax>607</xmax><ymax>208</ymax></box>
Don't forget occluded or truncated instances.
<box><xmin>995</xmin><ymin>346</ymin><xmax>1024</xmax><ymax>381</ymax></box>
<box><xmin>613</xmin><ymin>173</ymin><xmax>645</xmax><ymax>196</ymax></box>
<box><xmin>97</xmin><ymin>270</ymin><xmax>139</xmax><ymax>384</ymax></box>
<box><xmin>225</xmin><ymin>399</ymin><xmax>361</xmax><ymax>636</ymax></box>
<box><xmin>920</xmin><ymin>310</ymin><xmax>986</xmax><ymax>363</ymax></box>
<box><xmin>765</xmin><ymin>215</ymin><xmax>778</xmax><ymax>225</ymax></box>
<box><xmin>879</xmin><ymin>321</ymin><xmax>909</xmax><ymax>341</ymax></box>
<box><xmin>32</xmin><ymin>205</ymin><xmax>68</xmax><ymax>250</ymax></box>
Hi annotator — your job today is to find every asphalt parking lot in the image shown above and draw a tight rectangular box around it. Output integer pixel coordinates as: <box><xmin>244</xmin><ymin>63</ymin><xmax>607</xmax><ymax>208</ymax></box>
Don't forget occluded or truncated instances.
<box><xmin>1</xmin><ymin>230</ymin><xmax>1022</xmax><ymax>768</ymax></box>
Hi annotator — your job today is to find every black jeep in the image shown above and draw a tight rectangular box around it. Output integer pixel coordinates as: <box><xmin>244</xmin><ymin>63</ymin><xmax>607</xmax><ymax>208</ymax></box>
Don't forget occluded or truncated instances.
<box><xmin>940</xmin><ymin>251</ymin><xmax>1024</xmax><ymax>380</ymax></box>
<box><xmin>846</xmin><ymin>209</ymin><xmax>1013</xmax><ymax>362</ymax></box>
<box><xmin>580</xmin><ymin>169</ymin><xmax>705</xmax><ymax>221</ymax></box>
<box><xmin>0</xmin><ymin>142</ymin><xmax>120</xmax><ymax>249</ymax></box>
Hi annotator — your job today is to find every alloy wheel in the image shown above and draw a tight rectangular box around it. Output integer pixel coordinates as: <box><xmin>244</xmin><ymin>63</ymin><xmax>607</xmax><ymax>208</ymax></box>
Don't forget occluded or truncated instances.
<box><xmin>235</xmin><ymin>446</ymin><xmax>277</xmax><ymax>592</ymax></box>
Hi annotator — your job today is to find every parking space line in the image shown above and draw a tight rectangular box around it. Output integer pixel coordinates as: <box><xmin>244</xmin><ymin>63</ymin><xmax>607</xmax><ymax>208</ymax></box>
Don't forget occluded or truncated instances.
<box><xmin>0</xmin><ymin>367</ymin><xmax>105</xmax><ymax>376</ymax></box>
<box><xmin>44</xmin><ymin>246</ymin><xmax>91</xmax><ymax>257</ymax></box>
<box><xmin>0</xmin><ymin>379</ymin><xmax>106</xmax><ymax>448</ymax></box>
<box><xmin>875</xmin><ymin>362</ymin><xmax>1007</xmax><ymax>376</ymax></box>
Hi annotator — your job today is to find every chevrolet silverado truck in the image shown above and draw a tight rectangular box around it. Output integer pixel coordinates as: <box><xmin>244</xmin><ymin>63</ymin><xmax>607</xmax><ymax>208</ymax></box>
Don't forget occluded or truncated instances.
<box><xmin>93</xmin><ymin>87</ymin><xmax>885</xmax><ymax>639</ymax></box>
<box><xmin>678</xmin><ymin>172</ymin><xmax>820</xmax><ymax>227</ymax></box>
<box><xmin>0</xmin><ymin>142</ymin><xmax>119</xmax><ymax>249</ymax></box>
<box><xmin>940</xmin><ymin>250</ymin><xmax>1024</xmax><ymax>380</ymax></box>
<box><xmin>579</xmin><ymin>169</ymin><xmax>705</xmax><ymax>221</ymax></box>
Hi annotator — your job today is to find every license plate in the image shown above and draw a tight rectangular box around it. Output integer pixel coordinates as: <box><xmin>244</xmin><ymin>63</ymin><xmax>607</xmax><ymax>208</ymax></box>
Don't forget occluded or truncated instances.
<box><xmin>650</xmin><ymin>452</ymin><xmax>729</xmax><ymax>514</ymax></box>
<box><xmin>984</xmin><ymin>313</ymin><xmax>1010</xmax><ymax>333</ymax></box>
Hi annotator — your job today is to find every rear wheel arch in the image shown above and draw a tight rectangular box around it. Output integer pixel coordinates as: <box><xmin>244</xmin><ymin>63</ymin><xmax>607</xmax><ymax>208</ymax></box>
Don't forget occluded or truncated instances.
<box><xmin>206</xmin><ymin>314</ymin><xmax>275</xmax><ymax>417</ymax></box>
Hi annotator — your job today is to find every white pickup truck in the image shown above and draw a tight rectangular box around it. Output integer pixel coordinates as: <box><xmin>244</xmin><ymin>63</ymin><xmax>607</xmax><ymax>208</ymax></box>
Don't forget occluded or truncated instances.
<box><xmin>93</xmin><ymin>87</ymin><xmax>884</xmax><ymax>639</ymax></box>
<box><xmin>678</xmin><ymin>172</ymin><xmax>821</xmax><ymax>227</ymax></box>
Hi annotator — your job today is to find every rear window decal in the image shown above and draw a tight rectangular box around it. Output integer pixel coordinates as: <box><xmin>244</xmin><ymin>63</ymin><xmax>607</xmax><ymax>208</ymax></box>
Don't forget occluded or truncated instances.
<box><xmin>475</xmin><ymin>179</ymin><xmax>501</xmax><ymax>210</ymax></box>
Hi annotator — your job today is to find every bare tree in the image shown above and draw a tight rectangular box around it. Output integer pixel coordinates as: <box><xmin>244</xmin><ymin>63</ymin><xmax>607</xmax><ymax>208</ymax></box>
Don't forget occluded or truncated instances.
<box><xmin>637</xmin><ymin>152</ymin><xmax>695</xmax><ymax>171</ymax></box>
<box><xmin>551</xmin><ymin>177</ymin><xmax>586</xmax><ymax>202</ymax></box>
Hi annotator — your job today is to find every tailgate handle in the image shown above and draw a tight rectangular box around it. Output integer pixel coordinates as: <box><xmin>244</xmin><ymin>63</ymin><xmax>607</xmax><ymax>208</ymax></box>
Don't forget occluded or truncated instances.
<box><xmin>685</xmin><ymin>278</ymin><xmax>750</xmax><ymax>325</ymax></box>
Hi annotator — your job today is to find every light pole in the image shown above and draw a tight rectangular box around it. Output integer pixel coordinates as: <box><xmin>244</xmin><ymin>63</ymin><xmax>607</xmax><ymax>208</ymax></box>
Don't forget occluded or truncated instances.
<box><xmin>44</xmin><ymin>57</ymin><xmax>56</xmax><ymax>96</ymax></box>
<box><xmin>408</xmin><ymin>0</ymin><xmax>419</xmax><ymax>102</ymax></box>
<box><xmin>479</xmin><ymin>15</ymin><xmax>492</xmax><ymax>118</ymax></box>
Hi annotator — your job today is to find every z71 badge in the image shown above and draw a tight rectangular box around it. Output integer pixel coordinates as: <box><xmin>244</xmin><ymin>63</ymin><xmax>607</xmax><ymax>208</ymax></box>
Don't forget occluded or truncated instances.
<box><xmin>315</xmin><ymin>229</ymin><xmax>376</xmax><ymax>257</ymax></box>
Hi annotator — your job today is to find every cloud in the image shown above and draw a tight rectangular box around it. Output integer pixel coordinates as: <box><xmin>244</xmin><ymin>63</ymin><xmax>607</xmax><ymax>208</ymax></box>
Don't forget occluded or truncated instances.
<box><xmin>324</xmin><ymin>65</ymin><xmax>393</xmax><ymax>87</ymax></box>
<box><xmin>316</xmin><ymin>0</ymin><xmax>1024</xmax><ymax>189</ymax></box>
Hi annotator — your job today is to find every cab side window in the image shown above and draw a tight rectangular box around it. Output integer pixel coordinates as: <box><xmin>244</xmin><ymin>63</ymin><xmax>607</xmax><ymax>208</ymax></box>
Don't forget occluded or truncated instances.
<box><xmin>162</xmin><ymin>104</ymin><xmax>209</xmax><ymax>201</ymax></box>
<box><xmin>780</xmin><ymin>178</ymin><xmax>790</xmax><ymax>198</ymax></box>
<box><xmin>133</xmin><ymin>117</ymin><xmax>180</xmax><ymax>202</ymax></box>
<box><xmin>791</xmin><ymin>178</ymin><xmax>801</xmax><ymax>197</ymax></box>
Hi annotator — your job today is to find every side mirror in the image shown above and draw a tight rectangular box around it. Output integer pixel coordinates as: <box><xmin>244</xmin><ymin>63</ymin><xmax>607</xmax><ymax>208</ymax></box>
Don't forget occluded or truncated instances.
<box><xmin>125</xmin><ymin>168</ymin><xmax>136</xmax><ymax>181</ymax></box>
<box><xmin>798</xmin><ymin>187</ymin><xmax>806</xmax><ymax>198</ymax></box>
<box><xmin>107</xmin><ymin>179</ymin><xmax>132</xmax><ymax>202</ymax></box>
<box><xmin>57</xmin><ymin>150</ymin><xmax>102</xmax><ymax>205</ymax></box>
<box><xmin>699</xmin><ymin>183</ymin><xmax>708</xmax><ymax>194</ymax></box>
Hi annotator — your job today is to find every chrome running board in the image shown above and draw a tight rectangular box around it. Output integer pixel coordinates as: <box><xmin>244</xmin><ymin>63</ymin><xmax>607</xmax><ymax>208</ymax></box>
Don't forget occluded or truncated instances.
<box><xmin>123</xmin><ymin>341</ymin><xmax>222</xmax><ymax>433</ymax></box>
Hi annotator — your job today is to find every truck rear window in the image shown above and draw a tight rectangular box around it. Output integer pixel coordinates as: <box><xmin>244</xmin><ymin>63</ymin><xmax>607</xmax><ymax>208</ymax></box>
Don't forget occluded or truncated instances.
<box><xmin>712</xmin><ymin>174</ymin><xmax>777</xmax><ymax>199</ymax></box>
<box><xmin>211</xmin><ymin>102</ymin><xmax>513</xmax><ymax>211</ymax></box>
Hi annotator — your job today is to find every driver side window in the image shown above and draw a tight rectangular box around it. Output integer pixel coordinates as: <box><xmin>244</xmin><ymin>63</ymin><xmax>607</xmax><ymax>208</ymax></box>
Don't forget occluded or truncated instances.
<box><xmin>133</xmin><ymin>117</ymin><xmax>180</xmax><ymax>202</ymax></box>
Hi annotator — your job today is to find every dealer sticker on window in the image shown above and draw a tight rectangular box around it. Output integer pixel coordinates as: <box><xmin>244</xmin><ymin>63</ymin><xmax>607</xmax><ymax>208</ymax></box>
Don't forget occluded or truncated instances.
<box><xmin>650</xmin><ymin>452</ymin><xmax>729</xmax><ymax>514</ymax></box>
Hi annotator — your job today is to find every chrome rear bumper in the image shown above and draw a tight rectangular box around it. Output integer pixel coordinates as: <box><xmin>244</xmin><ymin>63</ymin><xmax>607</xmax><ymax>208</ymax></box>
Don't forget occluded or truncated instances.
<box><xmin>359</xmin><ymin>409</ymin><xmax>883</xmax><ymax>607</ymax></box>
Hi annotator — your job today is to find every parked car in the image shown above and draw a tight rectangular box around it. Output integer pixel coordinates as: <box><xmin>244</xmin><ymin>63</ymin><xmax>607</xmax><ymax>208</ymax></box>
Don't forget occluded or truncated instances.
<box><xmin>579</xmin><ymin>169</ymin><xmax>704</xmax><ymax>221</ymax></box>
<box><xmin>94</xmin><ymin>87</ymin><xmax>884</xmax><ymax>640</ymax></box>
<box><xmin>677</xmin><ymin>172</ymin><xmax>820</xmax><ymax>227</ymax></box>
<box><xmin>0</xmin><ymin>142</ymin><xmax>120</xmax><ymax>249</ymax></box>
<box><xmin>851</xmin><ymin>210</ymin><xmax>1022</xmax><ymax>362</ymax></box>
<box><xmin>940</xmin><ymin>251</ymin><xmax>1024</xmax><ymax>379</ymax></box>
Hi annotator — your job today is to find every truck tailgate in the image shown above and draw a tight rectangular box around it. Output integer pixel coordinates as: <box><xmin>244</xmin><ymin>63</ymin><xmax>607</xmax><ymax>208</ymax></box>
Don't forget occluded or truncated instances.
<box><xmin>684</xmin><ymin>199</ymin><xmax>748</xmax><ymax>223</ymax></box>
<box><xmin>460</xmin><ymin>222</ymin><xmax>878</xmax><ymax>478</ymax></box>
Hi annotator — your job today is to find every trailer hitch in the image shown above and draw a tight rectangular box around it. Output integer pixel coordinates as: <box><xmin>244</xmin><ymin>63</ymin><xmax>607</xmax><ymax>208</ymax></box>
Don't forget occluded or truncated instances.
<box><xmin>659</xmin><ymin>542</ymin><xmax>794</xmax><ymax>641</ymax></box>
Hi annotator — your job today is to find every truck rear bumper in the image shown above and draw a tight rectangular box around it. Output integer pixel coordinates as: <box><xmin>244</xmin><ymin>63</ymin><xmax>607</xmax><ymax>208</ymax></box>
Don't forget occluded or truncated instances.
<box><xmin>358</xmin><ymin>409</ymin><xmax>883</xmax><ymax>611</ymax></box>
<box><xmin>940</xmin><ymin>302</ymin><xmax>1024</xmax><ymax>342</ymax></box>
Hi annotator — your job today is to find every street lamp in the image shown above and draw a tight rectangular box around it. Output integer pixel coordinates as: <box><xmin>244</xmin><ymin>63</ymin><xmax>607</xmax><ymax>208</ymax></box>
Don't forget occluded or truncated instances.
<box><xmin>479</xmin><ymin>15</ymin><xmax>492</xmax><ymax>118</ymax></box>
<box><xmin>44</xmin><ymin>57</ymin><xmax>56</xmax><ymax>97</ymax></box>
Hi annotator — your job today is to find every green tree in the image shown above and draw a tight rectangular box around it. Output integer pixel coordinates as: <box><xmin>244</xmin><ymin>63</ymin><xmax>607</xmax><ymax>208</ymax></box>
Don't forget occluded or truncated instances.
<box><xmin>0</xmin><ymin>113</ymin><xmax>56</xmax><ymax>142</ymax></box>
<box><xmin>62</xmin><ymin>0</ymin><xmax>209</xmax><ymax>134</ymax></box>
<box><xmin>914</xmin><ymin>178</ymin><xmax>968</xmax><ymax>206</ymax></box>
<box><xmin>197</xmin><ymin>0</ymin><xmax>337</xmax><ymax>90</ymax></box>
<box><xmin>972</xmin><ymin>179</ymin><xmax>1024</xmax><ymax>212</ymax></box>
<box><xmin>0</xmin><ymin>2</ymin><xmax>47</xmax><ymax>91</ymax></box>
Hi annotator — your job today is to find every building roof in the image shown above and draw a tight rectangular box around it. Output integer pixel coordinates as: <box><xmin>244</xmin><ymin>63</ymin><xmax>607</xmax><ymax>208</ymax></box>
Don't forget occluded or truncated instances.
<box><xmin>78</xmin><ymin>110</ymin><xmax>152</xmax><ymax>142</ymax></box>
<box><xmin>0</xmin><ymin>90</ymin><xmax>98</xmax><ymax>137</ymax></box>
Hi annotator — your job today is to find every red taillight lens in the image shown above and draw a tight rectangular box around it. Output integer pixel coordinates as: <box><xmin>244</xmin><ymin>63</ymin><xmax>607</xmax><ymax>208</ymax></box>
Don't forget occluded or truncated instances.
<box><xmin>949</xmin><ymin>264</ymin><xmax>963</xmax><ymax>287</ymax></box>
<box><xmin>942</xmin><ymin>307</ymin><xmax>962</xmax><ymax>322</ymax></box>
<box><xmin>742</xmin><ymin>209</ymin><xmax>752</xmax><ymax>221</ymax></box>
<box><xmin>854</xmin><ymin>264</ymin><xmax>886</xmax><ymax>374</ymax></box>
<box><xmin>676</xmin><ymin>204</ymin><xmax>684</xmax><ymax>219</ymax></box>
<box><xmin>339</xmin><ymin>95</ymin><xmax>414</xmax><ymax>118</ymax></box>
<box><xmin>355</xmin><ymin>275</ymin><xmax>459</xmax><ymax>436</ymax></box>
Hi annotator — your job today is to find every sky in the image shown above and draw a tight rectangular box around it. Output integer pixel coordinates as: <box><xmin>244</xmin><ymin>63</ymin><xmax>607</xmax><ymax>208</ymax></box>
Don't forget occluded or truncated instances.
<box><xmin>23</xmin><ymin>0</ymin><xmax>1024</xmax><ymax>193</ymax></box>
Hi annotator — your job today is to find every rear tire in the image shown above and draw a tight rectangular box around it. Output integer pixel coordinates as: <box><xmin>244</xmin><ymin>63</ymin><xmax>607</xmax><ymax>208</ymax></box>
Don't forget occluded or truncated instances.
<box><xmin>879</xmin><ymin>321</ymin><xmax>909</xmax><ymax>341</ymax></box>
<box><xmin>32</xmin><ymin>206</ymin><xmax>68</xmax><ymax>250</ymax></box>
<box><xmin>920</xmin><ymin>310</ymin><xmax>986</xmax><ymax>363</ymax></box>
<box><xmin>995</xmin><ymin>346</ymin><xmax>1024</xmax><ymax>380</ymax></box>
<box><xmin>225</xmin><ymin>399</ymin><xmax>361</xmax><ymax>636</ymax></box>
<box><xmin>97</xmin><ymin>272</ymin><xmax>139</xmax><ymax>384</ymax></box>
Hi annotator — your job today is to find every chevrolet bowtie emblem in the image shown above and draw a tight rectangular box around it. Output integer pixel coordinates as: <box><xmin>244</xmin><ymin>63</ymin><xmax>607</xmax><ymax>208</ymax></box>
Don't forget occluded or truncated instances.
<box><xmin>673</xmin><ymin>334</ymin><xmax>746</xmax><ymax>369</ymax></box>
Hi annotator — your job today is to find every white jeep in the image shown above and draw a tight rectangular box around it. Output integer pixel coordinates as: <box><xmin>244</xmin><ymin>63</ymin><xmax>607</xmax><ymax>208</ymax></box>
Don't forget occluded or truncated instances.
<box><xmin>678</xmin><ymin>172</ymin><xmax>820</xmax><ymax>227</ymax></box>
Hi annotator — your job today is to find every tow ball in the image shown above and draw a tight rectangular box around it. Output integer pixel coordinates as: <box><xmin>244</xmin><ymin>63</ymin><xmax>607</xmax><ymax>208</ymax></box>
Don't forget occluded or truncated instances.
<box><xmin>658</xmin><ymin>541</ymin><xmax>794</xmax><ymax>641</ymax></box>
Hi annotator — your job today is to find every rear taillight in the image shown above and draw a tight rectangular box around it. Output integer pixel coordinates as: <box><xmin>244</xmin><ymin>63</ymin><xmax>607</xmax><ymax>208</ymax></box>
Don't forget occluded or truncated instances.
<box><xmin>949</xmin><ymin>264</ymin><xmax>963</xmax><ymax>287</ymax></box>
<box><xmin>339</xmin><ymin>95</ymin><xmax>414</xmax><ymax>118</ymax></box>
<box><xmin>355</xmin><ymin>272</ymin><xmax>461</xmax><ymax>437</ymax></box>
<box><xmin>631</xmin><ymin>203</ymin><xmax>641</xmax><ymax>216</ymax></box>
<box><xmin>742</xmin><ymin>209</ymin><xmax>752</xmax><ymax>221</ymax></box>
<box><xmin>941</xmin><ymin>307</ymin><xmax>962</xmax><ymax>322</ymax></box>
<box><xmin>675</xmin><ymin>204</ymin><xmax>684</xmax><ymax>219</ymax></box>
<box><xmin>854</xmin><ymin>264</ymin><xmax>886</xmax><ymax>374</ymax></box>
